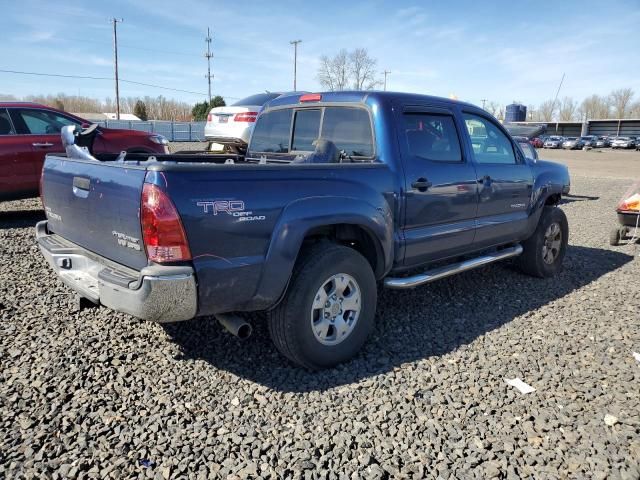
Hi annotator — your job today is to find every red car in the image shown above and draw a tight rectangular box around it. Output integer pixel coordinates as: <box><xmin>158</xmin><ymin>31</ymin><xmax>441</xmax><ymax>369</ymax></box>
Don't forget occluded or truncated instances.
<box><xmin>530</xmin><ymin>137</ymin><xmax>544</xmax><ymax>148</ymax></box>
<box><xmin>0</xmin><ymin>102</ymin><xmax>169</xmax><ymax>201</ymax></box>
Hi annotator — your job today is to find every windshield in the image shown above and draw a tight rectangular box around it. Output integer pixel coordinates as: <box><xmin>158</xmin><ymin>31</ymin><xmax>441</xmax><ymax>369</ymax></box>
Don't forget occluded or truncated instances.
<box><xmin>232</xmin><ymin>93</ymin><xmax>281</xmax><ymax>107</ymax></box>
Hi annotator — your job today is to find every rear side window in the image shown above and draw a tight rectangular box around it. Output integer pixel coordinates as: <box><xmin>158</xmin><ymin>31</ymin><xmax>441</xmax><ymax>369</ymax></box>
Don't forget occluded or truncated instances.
<box><xmin>0</xmin><ymin>109</ymin><xmax>15</xmax><ymax>135</ymax></box>
<box><xmin>291</xmin><ymin>109</ymin><xmax>321</xmax><ymax>151</ymax></box>
<box><xmin>403</xmin><ymin>113</ymin><xmax>462</xmax><ymax>162</ymax></box>
<box><xmin>321</xmin><ymin>107</ymin><xmax>373</xmax><ymax>157</ymax></box>
<box><xmin>250</xmin><ymin>109</ymin><xmax>293</xmax><ymax>153</ymax></box>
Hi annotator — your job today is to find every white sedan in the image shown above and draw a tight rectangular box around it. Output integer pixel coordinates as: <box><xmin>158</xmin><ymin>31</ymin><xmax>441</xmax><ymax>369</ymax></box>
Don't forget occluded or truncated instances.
<box><xmin>204</xmin><ymin>93</ymin><xmax>283</xmax><ymax>151</ymax></box>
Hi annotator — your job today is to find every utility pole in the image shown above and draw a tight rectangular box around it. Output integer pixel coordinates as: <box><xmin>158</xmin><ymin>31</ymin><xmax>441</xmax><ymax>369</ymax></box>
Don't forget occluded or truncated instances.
<box><xmin>481</xmin><ymin>99</ymin><xmax>487</xmax><ymax>110</ymax></box>
<box><xmin>204</xmin><ymin>27</ymin><xmax>213</xmax><ymax>103</ymax></box>
<box><xmin>290</xmin><ymin>40</ymin><xmax>302</xmax><ymax>91</ymax></box>
<box><xmin>383</xmin><ymin>70</ymin><xmax>391</xmax><ymax>91</ymax></box>
<box><xmin>110</xmin><ymin>18</ymin><xmax>123</xmax><ymax>120</ymax></box>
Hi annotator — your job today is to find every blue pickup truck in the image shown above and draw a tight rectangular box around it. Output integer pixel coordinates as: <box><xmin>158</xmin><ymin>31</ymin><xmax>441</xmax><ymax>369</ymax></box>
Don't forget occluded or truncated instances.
<box><xmin>37</xmin><ymin>91</ymin><xmax>570</xmax><ymax>369</ymax></box>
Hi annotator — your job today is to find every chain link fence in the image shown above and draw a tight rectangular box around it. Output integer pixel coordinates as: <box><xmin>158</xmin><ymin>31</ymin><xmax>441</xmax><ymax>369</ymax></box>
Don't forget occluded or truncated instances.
<box><xmin>95</xmin><ymin>120</ymin><xmax>206</xmax><ymax>142</ymax></box>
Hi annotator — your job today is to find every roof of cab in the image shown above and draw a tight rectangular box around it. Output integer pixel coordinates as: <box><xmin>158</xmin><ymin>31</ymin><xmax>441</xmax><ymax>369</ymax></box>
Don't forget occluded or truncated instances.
<box><xmin>265</xmin><ymin>90</ymin><xmax>480</xmax><ymax>111</ymax></box>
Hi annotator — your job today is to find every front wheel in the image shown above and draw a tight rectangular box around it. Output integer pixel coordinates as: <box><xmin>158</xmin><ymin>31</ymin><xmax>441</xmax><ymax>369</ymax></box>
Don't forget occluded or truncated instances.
<box><xmin>268</xmin><ymin>243</ymin><xmax>377</xmax><ymax>369</ymax></box>
<box><xmin>518</xmin><ymin>207</ymin><xmax>569</xmax><ymax>278</ymax></box>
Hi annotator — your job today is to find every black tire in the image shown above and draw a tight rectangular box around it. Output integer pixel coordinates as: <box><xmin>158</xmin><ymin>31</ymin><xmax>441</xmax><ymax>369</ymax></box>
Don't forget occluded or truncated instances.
<box><xmin>609</xmin><ymin>227</ymin><xmax>621</xmax><ymax>246</ymax></box>
<box><xmin>268</xmin><ymin>243</ymin><xmax>377</xmax><ymax>369</ymax></box>
<box><xmin>518</xmin><ymin>207</ymin><xmax>569</xmax><ymax>278</ymax></box>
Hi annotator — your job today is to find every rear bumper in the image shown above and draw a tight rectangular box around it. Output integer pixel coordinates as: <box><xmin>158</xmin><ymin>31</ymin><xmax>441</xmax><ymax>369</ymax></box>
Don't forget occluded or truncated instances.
<box><xmin>36</xmin><ymin>221</ymin><xmax>197</xmax><ymax>323</ymax></box>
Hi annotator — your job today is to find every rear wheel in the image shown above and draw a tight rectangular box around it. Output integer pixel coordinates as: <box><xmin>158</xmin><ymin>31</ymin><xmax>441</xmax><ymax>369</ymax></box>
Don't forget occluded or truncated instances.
<box><xmin>518</xmin><ymin>207</ymin><xmax>568</xmax><ymax>278</ymax></box>
<box><xmin>268</xmin><ymin>243</ymin><xmax>377</xmax><ymax>369</ymax></box>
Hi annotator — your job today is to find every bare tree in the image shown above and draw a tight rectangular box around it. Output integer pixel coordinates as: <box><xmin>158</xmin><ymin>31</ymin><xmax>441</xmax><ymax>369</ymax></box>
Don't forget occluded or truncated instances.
<box><xmin>318</xmin><ymin>48</ymin><xmax>379</xmax><ymax>91</ymax></box>
<box><xmin>538</xmin><ymin>99</ymin><xmax>556</xmax><ymax>121</ymax></box>
<box><xmin>579</xmin><ymin>94</ymin><xmax>611</xmax><ymax>119</ymax></box>
<box><xmin>485</xmin><ymin>101</ymin><xmax>503</xmax><ymax>118</ymax></box>
<box><xmin>559</xmin><ymin>96</ymin><xmax>578</xmax><ymax>121</ymax></box>
<box><xmin>349</xmin><ymin>48</ymin><xmax>379</xmax><ymax>90</ymax></box>
<box><xmin>610</xmin><ymin>88</ymin><xmax>634</xmax><ymax>118</ymax></box>
<box><xmin>318</xmin><ymin>49</ymin><xmax>349</xmax><ymax>91</ymax></box>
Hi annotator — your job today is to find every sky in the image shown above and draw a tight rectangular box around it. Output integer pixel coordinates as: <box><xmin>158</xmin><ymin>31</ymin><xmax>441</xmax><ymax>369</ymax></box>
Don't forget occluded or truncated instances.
<box><xmin>1</xmin><ymin>0</ymin><xmax>639</xmax><ymax>108</ymax></box>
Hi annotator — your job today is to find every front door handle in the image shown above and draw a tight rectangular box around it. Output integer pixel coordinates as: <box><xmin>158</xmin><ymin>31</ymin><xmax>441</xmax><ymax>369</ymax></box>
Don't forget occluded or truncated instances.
<box><xmin>411</xmin><ymin>178</ymin><xmax>432</xmax><ymax>192</ymax></box>
<box><xmin>32</xmin><ymin>142</ymin><xmax>54</xmax><ymax>148</ymax></box>
<box><xmin>478</xmin><ymin>175</ymin><xmax>492</xmax><ymax>185</ymax></box>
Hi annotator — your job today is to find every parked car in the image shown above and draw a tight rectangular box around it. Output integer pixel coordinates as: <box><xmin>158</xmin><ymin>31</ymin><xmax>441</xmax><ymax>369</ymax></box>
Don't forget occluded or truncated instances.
<box><xmin>562</xmin><ymin>137</ymin><xmax>584</xmax><ymax>150</ymax></box>
<box><xmin>0</xmin><ymin>102</ymin><xmax>169</xmax><ymax>201</ymax></box>
<box><xmin>544</xmin><ymin>136</ymin><xmax>564</xmax><ymax>148</ymax></box>
<box><xmin>37</xmin><ymin>91</ymin><xmax>570</xmax><ymax>369</ymax></box>
<box><xmin>204</xmin><ymin>92</ymin><xmax>285</xmax><ymax>153</ymax></box>
<box><xmin>611</xmin><ymin>137</ymin><xmax>636</xmax><ymax>149</ymax></box>
<box><xmin>530</xmin><ymin>137</ymin><xmax>544</xmax><ymax>148</ymax></box>
<box><xmin>595</xmin><ymin>136</ymin><xmax>611</xmax><ymax>148</ymax></box>
<box><xmin>579</xmin><ymin>135</ymin><xmax>597</xmax><ymax>147</ymax></box>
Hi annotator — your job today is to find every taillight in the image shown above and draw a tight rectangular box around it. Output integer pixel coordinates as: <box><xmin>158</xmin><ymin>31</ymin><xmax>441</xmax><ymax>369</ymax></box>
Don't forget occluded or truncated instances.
<box><xmin>141</xmin><ymin>183</ymin><xmax>191</xmax><ymax>263</ymax></box>
<box><xmin>207</xmin><ymin>113</ymin><xmax>212</xmax><ymax>122</ymax></box>
<box><xmin>234</xmin><ymin>112</ymin><xmax>258</xmax><ymax>122</ymax></box>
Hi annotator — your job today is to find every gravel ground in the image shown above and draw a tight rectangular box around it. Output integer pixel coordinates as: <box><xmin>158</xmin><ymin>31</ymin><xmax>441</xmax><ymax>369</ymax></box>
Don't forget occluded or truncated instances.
<box><xmin>1</xmin><ymin>154</ymin><xmax>639</xmax><ymax>479</ymax></box>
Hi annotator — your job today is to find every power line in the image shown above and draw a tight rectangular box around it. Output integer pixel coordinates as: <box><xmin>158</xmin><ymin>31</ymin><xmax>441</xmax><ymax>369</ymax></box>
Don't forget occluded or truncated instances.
<box><xmin>0</xmin><ymin>69</ymin><xmax>215</xmax><ymax>96</ymax></box>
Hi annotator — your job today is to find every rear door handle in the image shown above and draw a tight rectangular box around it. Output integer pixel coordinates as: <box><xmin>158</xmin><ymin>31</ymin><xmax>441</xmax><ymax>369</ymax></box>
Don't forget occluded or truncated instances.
<box><xmin>32</xmin><ymin>142</ymin><xmax>54</xmax><ymax>148</ymax></box>
<box><xmin>411</xmin><ymin>178</ymin><xmax>432</xmax><ymax>192</ymax></box>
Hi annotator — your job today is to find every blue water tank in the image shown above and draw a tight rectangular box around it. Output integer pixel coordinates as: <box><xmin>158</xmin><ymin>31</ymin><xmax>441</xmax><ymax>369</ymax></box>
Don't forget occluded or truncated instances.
<box><xmin>505</xmin><ymin>103</ymin><xmax>527</xmax><ymax>122</ymax></box>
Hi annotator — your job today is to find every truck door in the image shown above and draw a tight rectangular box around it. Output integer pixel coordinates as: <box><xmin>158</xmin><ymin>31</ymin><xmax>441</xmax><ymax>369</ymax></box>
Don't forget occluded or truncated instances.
<box><xmin>398</xmin><ymin>106</ymin><xmax>479</xmax><ymax>266</ymax></box>
<box><xmin>461</xmin><ymin>111</ymin><xmax>533</xmax><ymax>247</ymax></box>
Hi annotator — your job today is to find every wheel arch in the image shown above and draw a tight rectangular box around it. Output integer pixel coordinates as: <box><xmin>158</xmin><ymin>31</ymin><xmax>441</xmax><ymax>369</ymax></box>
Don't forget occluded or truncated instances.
<box><xmin>251</xmin><ymin>196</ymin><xmax>394</xmax><ymax>311</ymax></box>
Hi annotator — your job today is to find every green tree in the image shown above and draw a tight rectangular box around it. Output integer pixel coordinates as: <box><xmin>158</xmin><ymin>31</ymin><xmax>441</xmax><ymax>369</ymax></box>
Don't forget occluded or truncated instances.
<box><xmin>133</xmin><ymin>100</ymin><xmax>148</xmax><ymax>121</ymax></box>
<box><xmin>192</xmin><ymin>96</ymin><xmax>226</xmax><ymax>121</ymax></box>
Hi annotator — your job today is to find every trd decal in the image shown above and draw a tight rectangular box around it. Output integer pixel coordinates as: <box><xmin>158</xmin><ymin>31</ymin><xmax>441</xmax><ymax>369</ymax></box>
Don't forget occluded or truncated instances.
<box><xmin>196</xmin><ymin>200</ymin><xmax>265</xmax><ymax>222</ymax></box>
<box><xmin>197</xmin><ymin>200</ymin><xmax>245</xmax><ymax>215</ymax></box>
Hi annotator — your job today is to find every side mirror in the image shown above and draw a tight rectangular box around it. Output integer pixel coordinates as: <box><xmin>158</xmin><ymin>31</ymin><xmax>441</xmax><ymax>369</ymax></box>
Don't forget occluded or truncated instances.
<box><xmin>81</xmin><ymin>122</ymin><xmax>91</xmax><ymax>129</ymax></box>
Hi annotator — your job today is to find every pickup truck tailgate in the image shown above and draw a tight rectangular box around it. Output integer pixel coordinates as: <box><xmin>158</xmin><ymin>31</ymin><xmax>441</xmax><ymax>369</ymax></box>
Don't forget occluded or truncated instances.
<box><xmin>41</xmin><ymin>157</ymin><xmax>148</xmax><ymax>270</ymax></box>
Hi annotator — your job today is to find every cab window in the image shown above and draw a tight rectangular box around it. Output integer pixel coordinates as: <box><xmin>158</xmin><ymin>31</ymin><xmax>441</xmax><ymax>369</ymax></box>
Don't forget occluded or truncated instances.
<box><xmin>403</xmin><ymin>113</ymin><xmax>462</xmax><ymax>162</ymax></box>
<box><xmin>321</xmin><ymin>107</ymin><xmax>373</xmax><ymax>157</ymax></box>
<box><xmin>250</xmin><ymin>109</ymin><xmax>293</xmax><ymax>153</ymax></box>
<box><xmin>463</xmin><ymin>113</ymin><xmax>516</xmax><ymax>164</ymax></box>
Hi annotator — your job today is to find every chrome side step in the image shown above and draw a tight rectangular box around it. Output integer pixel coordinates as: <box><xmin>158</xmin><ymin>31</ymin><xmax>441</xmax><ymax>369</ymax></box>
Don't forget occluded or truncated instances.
<box><xmin>384</xmin><ymin>244</ymin><xmax>523</xmax><ymax>289</ymax></box>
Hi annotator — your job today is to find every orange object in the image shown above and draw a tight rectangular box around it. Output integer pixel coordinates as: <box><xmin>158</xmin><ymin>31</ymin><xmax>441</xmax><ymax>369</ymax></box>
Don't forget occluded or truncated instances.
<box><xmin>619</xmin><ymin>193</ymin><xmax>640</xmax><ymax>212</ymax></box>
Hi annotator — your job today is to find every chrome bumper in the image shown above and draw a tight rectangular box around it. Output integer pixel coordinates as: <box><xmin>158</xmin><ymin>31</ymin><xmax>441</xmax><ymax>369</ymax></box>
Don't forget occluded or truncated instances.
<box><xmin>36</xmin><ymin>221</ymin><xmax>197</xmax><ymax>323</ymax></box>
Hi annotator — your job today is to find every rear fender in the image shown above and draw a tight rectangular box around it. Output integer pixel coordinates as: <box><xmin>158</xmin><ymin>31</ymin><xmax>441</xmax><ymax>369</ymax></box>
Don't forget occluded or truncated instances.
<box><xmin>525</xmin><ymin>166</ymin><xmax>570</xmax><ymax>236</ymax></box>
<box><xmin>251</xmin><ymin>196</ymin><xmax>394</xmax><ymax>310</ymax></box>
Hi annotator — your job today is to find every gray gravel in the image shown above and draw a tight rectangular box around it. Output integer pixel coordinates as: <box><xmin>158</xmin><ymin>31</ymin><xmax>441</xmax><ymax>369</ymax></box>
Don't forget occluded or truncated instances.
<box><xmin>1</xmin><ymin>171</ymin><xmax>639</xmax><ymax>479</ymax></box>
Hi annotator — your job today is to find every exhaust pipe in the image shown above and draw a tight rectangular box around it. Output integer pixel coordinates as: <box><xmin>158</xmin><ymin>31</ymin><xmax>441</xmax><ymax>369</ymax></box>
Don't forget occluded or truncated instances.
<box><xmin>215</xmin><ymin>314</ymin><xmax>252</xmax><ymax>340</ymax></box>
